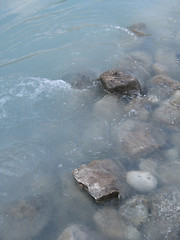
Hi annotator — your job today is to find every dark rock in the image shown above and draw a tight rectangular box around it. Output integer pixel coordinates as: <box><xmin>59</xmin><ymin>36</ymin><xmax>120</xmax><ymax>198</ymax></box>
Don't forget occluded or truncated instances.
<box><xmin>143</xmin><ymin>186</ymin><xmax>180</xmax><ymax>240</ymax></box>
<box><xmin>99</xmin><ymin>69</ymin><xmax>142</xmax><ymax>96</ymax></box>
<box><xmin>128</xmin><ymin>22</ymin><xmax>151</xmax><ymax>37</ymax></box>
<box><xmin>73</xmin><ymin>159</ymin><xmax>129</xmax><ymax>201</ymax></box>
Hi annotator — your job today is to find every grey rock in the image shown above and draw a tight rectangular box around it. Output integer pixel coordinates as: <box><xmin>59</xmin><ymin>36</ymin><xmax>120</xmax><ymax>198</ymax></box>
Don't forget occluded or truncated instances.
<box><xmin>128</xmin><ymin>22</ymin><xmax>151</xmax><ymax>37</ymax></box>
<box><xmin>73</xmin><ymin>159</ymin><xmax>129</xmax><ymax>201</ymax></box>
<box><xmin>57</xmin><ymin>224</ymin><xmax>102</xmax><ymax>240</ymax></box>
<box><xmin>99</xmin><ymin>69</ymin><xmax>142</xmax><ymax>96</ymax></box>
<box><xmin>143</xmin><ymin>186</ymin><xmax>180</xmax><ymax>240</ymax></box>
<box><xmin>119</xmin><ymin>194</ymin><xmax>149</xmax><ymax>227</ymax></box>
<box><xmin>152</xmin><ymin>62</ymin><xmax>168</xmax><ymax>75</ymax></box>
<box><xmin>94</xmin><ymin>207</ymin><xmax>141</xmax><ymax>239</ymax></box>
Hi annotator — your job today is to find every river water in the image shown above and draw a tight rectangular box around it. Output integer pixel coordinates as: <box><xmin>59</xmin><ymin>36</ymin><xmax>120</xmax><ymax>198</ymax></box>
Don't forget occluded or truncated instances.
<box><xmin>0</xmin><ymin>0</ymin><xmax>180</xmax><ymax>239</ymax></box>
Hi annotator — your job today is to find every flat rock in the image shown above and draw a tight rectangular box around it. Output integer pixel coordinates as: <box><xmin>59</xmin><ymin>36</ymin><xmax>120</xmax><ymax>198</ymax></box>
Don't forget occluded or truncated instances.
<box><xmin>128</xmin><ymin>22</ymin><xmax>151</xmax><ymax>37</ymax></box>
<box><xmin>99</xmin><ymin>69</ymin><xmax>142</xmax><ymax>96</ymax></box>
<box><xmin>73</xmin><ymin>159</ymin><xmax>129</xmax><ymax>201</ymax></box>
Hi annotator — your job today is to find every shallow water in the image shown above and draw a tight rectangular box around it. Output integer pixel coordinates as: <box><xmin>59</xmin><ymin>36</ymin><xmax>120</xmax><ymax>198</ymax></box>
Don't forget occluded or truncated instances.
<box><xmin>0</xmin><ymin>0</ymin><xmax>180</xmax><ymax>239</ymax></box>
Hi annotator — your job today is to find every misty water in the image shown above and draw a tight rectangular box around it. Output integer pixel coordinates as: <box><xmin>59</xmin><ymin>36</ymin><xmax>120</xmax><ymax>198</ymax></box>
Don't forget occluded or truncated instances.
<box><xmin>0</xmin><ymin>0</ymin><xmax>180</xmax><ymax>239</ymax></box>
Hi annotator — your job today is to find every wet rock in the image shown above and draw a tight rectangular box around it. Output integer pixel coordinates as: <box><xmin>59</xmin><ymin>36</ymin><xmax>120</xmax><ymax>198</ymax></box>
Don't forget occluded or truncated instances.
<box><xmin>147</xmin><ymin>74</ymin><xmax>180</xmax><ymax>102</ymax></box>
<box><xmin>128</xmin><ymin>22</ymin><xmax>151</xmax><ymax>37</ymax></box>
<box><xmin>158</xmin><ymin>160</ymin><xmax>180</xmax><ymax>185</ymax></box>
<box><xmin>93</xmin><ymin>94</ymin><xmax>125</xmax><ymax>122</ymax></box>
<box><xmin>99</xmin><ymin>69</ymin><xmax>142</xmax><ymax>96</ymax></box>
<box><xmin>0</xmin><ymin>195</ymin><xmax>52</xmax><ymax>240</ymax></box>
<box><xmin>143</xmin><ymin>186</ymin><xmax>180</xmax><ymax>240</ymax></box>
<box><xmin>113</xmin><ymin>120</ymin><xmax>166</xmax><ymax>158</ymax></box>
<box><xmin>124</xmin><ymin>96</ymin><xmax>149</xmax><ymax>121</ymax></box>
<box><xmin>126</xmin><ymin>170</ymin><xmax>157</xmax><ymax>192</ymax></box>
<box><xmin>153</xmin><ymin>99</ymin><xmax>180</xmax><ymax>127</ymax></box>
<box><xmin>57</xmin><ymin>224</ymin><xmax>102</xmax><ymax>240</ymax></box>
<box><xmin>94</xmin><ymin>207</ymin><xmax>141</xmax><ymax>239</ymax></box>
<box><xmin>73</xmin><ymin>159</ymin><xmax>129</xmax><ymax>201</ymax></box>
<box><xmin>118</xmin><ymin>194</ymin><xmax>149</xmax><ymax>227</ymax></box>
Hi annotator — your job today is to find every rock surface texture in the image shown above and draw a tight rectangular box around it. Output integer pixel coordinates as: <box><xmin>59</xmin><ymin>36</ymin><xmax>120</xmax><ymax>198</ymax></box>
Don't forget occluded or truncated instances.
<box><xmin>128</xmin><ymin>22</ymin><xmax>151</xmax><ymax>37</ymax></box>
<box><xmin>99</xmin><ymin>70</ymin><xmax>142</xmax><ymax>96</ymax></box>
<box><xmin>73</xmin><ymin>159</ymin><xmax>129</xmax><ymax>201</ymax></box>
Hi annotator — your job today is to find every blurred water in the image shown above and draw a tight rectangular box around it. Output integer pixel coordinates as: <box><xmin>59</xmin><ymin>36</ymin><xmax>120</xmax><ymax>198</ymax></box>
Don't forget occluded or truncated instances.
<box><xmin>0</xmin><ymin>0</ymin><xmax>180</xmax><ymax>239</ymax></box>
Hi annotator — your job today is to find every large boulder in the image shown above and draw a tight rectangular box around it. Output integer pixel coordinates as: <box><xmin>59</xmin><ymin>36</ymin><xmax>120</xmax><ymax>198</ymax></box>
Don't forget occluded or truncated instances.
<box><xmin>99</xmin><ymin>69</ymin><xmax>142</xmax><ymax>96</ymax></box>
<box><xmin>73</xmin><ymin>159</ymin><xmax>129</xmax><ymax>201</ymax></box>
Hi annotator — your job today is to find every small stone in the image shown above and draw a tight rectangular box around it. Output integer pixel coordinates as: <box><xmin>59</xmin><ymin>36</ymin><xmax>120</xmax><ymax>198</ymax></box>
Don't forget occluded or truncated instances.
<box><xmin>126</xmin><ymin>170</ymin><xmax>157</xmax><ymax>192</ymax></box>
<box><xmin>94</xmin><ymin>207</ymin><xmax>141</xmax><ymax>239</ymax></box>
<box><xmin>73</xmin><ymin>159</ymin><xmax>129</xmax><ymax>201</ymax></box>
<box><xmin>128</xmin><ymin>22</ymin><xmax>151</xmax><ymax>37</ymax></box>
<box><xmin>99</xmin><ymin>69</ymin><xmax>142</xmax><ymax>96</ymax></box>
<box><xmin>119</xmin><ymin>194</ymin><xmax>149</xmax><ymax>227</ymax></box>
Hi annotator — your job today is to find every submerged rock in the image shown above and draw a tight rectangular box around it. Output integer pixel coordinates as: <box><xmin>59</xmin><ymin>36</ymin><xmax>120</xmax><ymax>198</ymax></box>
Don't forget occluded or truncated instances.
<box><xmin>0</xmin><ymin>195</ymin><xmax>52</xmax><ymax>240</ymax></box>
<box><xmin>94</xmin><ymin>207</ymin><xmax>141</xmax><ymax>239</ymax></box>
<box><xmin>143</xmin><ymin>186</ymin><xmax>180</xmax><ymax>240</ymax></box>
<box><xmin>99</xmin><ymin>69</ymin><xmax>142</xmax><ymax>96</ymax></box>
<box><xmin>147</xmin><ymin>74</ymin><xmax>180</xmax><ymax>102</ymax></box>
<box><xmin>73</xmin><ymin>159</ymin><xmax>129</xmax><ymax>201</ymax></box>
<box><xmin>128</xmin><ymin>22</ymin><xmax>151</xmax><ymax>37</ymax></box>
<box><xmin>113</xmin><ymin>120</ymin><xmax>166</xmax><ymax>158</ymax></box>
<box><xmin>153</xmin><ymin>99</ymin><xmax>180</xmax><ymax>127</ymax></box>
<box><xmin>119</xmin><ymin>194</ymin><xmax>149</xmax><ymax>227</ymax></box>
<box><xmin>57</xmin><ymin>224</ymin><xmax>102</xmax><ymax>240</ymax></box>
<box><xmin>126</xmin><ymin>170</ymin><xmax>157</xmax><ymax>193</ymax></box>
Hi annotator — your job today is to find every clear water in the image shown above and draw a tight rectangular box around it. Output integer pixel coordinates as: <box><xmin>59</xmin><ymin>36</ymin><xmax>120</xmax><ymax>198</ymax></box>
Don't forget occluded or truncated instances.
<box><xmin>0</xmin><ymin>0</ymin><xmax>180</xmax><ymax>239</ymax></box>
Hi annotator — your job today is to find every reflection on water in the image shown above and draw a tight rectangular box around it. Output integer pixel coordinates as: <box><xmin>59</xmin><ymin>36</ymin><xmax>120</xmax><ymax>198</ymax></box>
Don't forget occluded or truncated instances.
<box><xmin>0</xmin><ymin>0</ymin><xmax>180</xmax><ymax>239</ymax></box>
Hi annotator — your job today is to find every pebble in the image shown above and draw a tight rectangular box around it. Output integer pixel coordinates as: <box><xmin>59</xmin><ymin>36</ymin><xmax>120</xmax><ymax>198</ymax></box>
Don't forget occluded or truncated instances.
<box><xmin>126</xmin><ymin>170</ymin><xmax>157</xmax><ymax>192</ymax></box>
